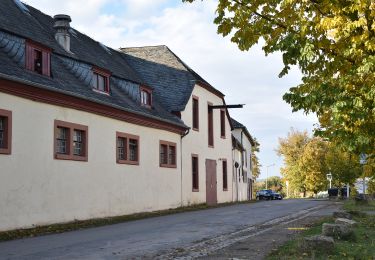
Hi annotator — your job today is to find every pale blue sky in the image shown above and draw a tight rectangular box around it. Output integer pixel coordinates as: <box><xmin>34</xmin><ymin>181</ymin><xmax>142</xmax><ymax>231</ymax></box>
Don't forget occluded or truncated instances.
<box><xmin>25</xmin><ymin>0</ymin><xmax>318</xmax><ymax>179</ymax></box>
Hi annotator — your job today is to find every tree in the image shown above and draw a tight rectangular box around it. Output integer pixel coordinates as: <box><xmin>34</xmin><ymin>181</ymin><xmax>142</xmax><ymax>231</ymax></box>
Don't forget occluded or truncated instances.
<box><xmin>277</xmin><ymin>128</ymin><xmax>311</xmax><ymax>196</ymax></box>
<box><xmin>325</xmin><ymin>142</ymin><xmax>362</xmax><ymax>186</ymax></box>
<box><xmin>183</xmin><ymin>0</ymin><xmax>375</xmax><ymax>156</ymax></box>
<box><xmin>299</xmin><ymin>137</ymin><xmax>329</xmax><ymax>194</ymax></box>
<box><xmin>251</xmin><ymin>137</ymin><xmax>261</xmax><ymax>179</ymax></box>
<box><xmin>266</xmin><ymin>176</ymin><xmax>283</xmax><ymax>192</ymax></box>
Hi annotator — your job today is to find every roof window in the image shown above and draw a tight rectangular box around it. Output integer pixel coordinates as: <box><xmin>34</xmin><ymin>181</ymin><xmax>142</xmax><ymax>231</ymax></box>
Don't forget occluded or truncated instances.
<box><xmin>92</xmin><ymin>67</ymin><xmax>111</xmax><ymax>94</ymax></box>
<box><xmin>25</xmin><ymin>40</ymin><xmax>51</xmax><ymax>76</ymax></box>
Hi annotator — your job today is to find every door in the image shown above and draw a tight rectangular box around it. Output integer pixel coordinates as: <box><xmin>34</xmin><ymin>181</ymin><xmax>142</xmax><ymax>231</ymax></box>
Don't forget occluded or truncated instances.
<box><xmin>205</xmin><ymin>159</ymin><xmax>217</xmax><ymax>206</ymax></box>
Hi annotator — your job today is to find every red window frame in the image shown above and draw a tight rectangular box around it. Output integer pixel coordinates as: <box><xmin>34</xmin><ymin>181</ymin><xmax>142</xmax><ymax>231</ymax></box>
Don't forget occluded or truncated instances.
<box><xmin>116</xmin><ymin>132</ymin><xmax>139</xmax><ymax>165</ymax></box>
<box><xmin>192</xmin><ymin>96</ymin><xmax>199</xmax><ymax>131</ymax></box>
<box><xmin>208</xmin><ymin>102</ymin><xmax>214</xmax><ymax>147</ymax></box>
<box><xmin>192</xmin><ymin>154</ymin><xmax>199</xmax><ymax>191</ymax></box>
<box><xmin>54</xmin><ymin>120</ymin><xmax>88</xmax><ymax>161</ymax></box>
<box><xmin>92</xmin><ymin>67</ymin><xmax>111</xmax><ymax>94</ymax></box>
<box><xmin>220</xmin><ymin>109</ymin><xmax>226</xmax><ymax>138</ymax></box>
<box><xmin>0</xmin><ymin>109</ymin><xmax>12</xmax><ymax>155</ymax></box>
<box><xmin>222</xmin><ymin>159</ymin><xmax>228</xmax><ymax>191</ymax></box>
<box><xmin>25</xmin><ymin>40</ymin><xmax>51</xmax><ymax>77</ymax></box>
<box><xmin>140</xmin><ymin>86</ymin><xmax>152</xmax><ymax>107</ymax></box>
<box><xmin>159</xmin><ymin>140</ymin><xmax>177</xmax><ymax>168</ymax></box>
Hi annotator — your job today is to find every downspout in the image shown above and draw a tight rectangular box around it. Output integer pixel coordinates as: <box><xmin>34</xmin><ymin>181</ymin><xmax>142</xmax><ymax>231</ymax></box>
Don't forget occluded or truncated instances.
<box><xmin>180</xmin><ymin>128</ymin><xmax>190</xmax><ymax>207</ymax></box>
<box><xmin>240</xmin><ymin>129</ymin><xmax>244</xmax><ymax>200</ymax></box>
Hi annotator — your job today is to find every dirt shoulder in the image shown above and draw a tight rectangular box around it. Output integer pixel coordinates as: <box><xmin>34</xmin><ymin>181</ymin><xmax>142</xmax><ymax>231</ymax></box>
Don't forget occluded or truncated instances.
<box><xmin>200</xmin><ymin>202</ymin><xmax>342</xmax><ymax>260</ymax></box>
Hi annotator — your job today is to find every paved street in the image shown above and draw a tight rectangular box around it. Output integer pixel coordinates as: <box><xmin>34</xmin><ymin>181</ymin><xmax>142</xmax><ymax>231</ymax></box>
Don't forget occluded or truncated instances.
<box><xmin>0</xmin><ymin>199</ymin><xmax>336</xmax><ymax>259</ymax></box>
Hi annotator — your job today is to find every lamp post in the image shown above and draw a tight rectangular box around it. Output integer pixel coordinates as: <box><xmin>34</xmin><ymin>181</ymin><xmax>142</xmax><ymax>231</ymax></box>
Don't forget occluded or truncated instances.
<box><xmin>326</xmin><ymin>173</ymin><xmax>332</xmax><ymax>189</ymax></box>
<box><xmin>265</xmin><ymin>163</ymin><xmax>275</xmax><ymax>190</ymax></box>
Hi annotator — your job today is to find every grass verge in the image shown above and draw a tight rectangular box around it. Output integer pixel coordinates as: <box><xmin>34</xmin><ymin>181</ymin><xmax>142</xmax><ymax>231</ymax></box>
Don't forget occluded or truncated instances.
<box><xmin>267</xmin><ymin>200</ymin><xmax>375</xmax><ymax>260</ymax></box>
<box><xmin>0</xmin><ymin>200</ymin><xmax>255</xmax><ymax>242</ymax></box>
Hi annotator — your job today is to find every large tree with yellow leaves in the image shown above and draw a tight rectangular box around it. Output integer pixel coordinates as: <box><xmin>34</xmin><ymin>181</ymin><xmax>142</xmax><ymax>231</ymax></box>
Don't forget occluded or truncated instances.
<box><xmin>184</xmin><ymin>0</ymin><xmax>375</xmax><ymax>156</ymax></box>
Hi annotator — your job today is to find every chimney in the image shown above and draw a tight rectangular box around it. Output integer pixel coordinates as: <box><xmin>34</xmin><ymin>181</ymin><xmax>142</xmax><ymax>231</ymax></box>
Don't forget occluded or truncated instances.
<box><xmin>53</xmin><ymin>14</ymin><xmax>71</xmax><ymax>52</ymax></box>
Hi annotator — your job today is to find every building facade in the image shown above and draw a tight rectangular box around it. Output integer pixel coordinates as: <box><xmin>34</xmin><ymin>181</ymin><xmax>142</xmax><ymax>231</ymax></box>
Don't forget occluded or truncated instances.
<box><xmin>0</xmin><ymin>0</ymin><xmax>235</xmax><ymax>231</ymax></box>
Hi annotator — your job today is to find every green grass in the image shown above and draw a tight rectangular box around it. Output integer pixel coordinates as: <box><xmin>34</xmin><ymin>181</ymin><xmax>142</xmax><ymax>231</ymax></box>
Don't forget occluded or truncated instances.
<box><xmin>343</xmin><ymin>199</ymin><xmax>375</xmax><ymax>212</ymax></box>
<box><xmin>267</xmin><ymin>200</ymin><xmax>375</xmax><ymax>260</ymax></box>
<box><xmin>0</xmin><ymin>200</ymin><xmax>256</xmax><ymax>242</ymax></box>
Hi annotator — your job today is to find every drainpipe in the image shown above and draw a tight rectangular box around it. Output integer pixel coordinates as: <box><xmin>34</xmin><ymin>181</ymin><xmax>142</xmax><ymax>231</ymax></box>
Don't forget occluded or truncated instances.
<box><xmin>180</xmin><ymin>128</ymin><xmax>190</xmax><ymax>207</ymax></box>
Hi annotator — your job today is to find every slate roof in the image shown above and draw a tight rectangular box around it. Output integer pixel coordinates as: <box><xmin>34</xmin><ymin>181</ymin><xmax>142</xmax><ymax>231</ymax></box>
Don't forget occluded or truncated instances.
<box><xmin>121</xmin><ymin>45</ymin><xmax>224</xmax><ymax>112</ymax></box>
<box><xmin>0</xmin><ymin>0</ymin><xmax>186</xmax><ymax>129</ymax></box>
<box><xmin>231</xmin><ymin>118</ymin><xmax>255</xmax><ymax>145</ymax></box>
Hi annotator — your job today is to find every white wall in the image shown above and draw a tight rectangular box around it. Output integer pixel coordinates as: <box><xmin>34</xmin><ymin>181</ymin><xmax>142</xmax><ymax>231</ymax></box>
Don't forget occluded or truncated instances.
<box><xmin>232</xmin><ymin>128</ymin><xmax>253</xmax><ymax>200</ymax></box>
<box><xmin>0</xmin><ymin>92</ymin><xmax>182</xmax><ymax>231</ymax></box>
<box><xmin>180</xmin><ymin>85</ymin><xmax>233</xmax><ymax>205</ymax></box>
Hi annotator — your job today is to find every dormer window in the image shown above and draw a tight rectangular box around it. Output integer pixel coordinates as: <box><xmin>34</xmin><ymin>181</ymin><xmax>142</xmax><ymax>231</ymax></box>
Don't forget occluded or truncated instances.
<box><xmin>140</xmin><ymin>86</ymin><xmax>152</xmax><ymax>107</ymax></box>
<box><xmin>92</xmin><ymin>67</ymin><xmax>110</xmax><ymax>94</ymax></box>
<box><xmin>25</xmin><ymin>40</ymin><xmax>51</xmax><ymax>76</ymax></box>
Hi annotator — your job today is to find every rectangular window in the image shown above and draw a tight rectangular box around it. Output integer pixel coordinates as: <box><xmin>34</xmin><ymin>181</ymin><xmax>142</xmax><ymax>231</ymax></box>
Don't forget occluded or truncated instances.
<box><xmin>0</xmin><ymin>109</ymin><xmax>12</xmax><ymax>155</ymax></box>
<box><xmin>160</xmin><ymin>141</ymin><xmax>177</xmax><ymax>168</ymax></box>
<box><xmin>92</xmin><ymin>67</ymin><xmax>111</xmax><ymax>94</ymax></box>
<box><xmin>223</xmin><ymin>160</ymin><xmax>228</xmax><ymax>191</ymax></box>
<box><xmin>56</xmin><ymin>127</ymin><xmax>68</xmax><ymax>154</ymax></box>
<box><xmin>116</xmin><ymin>132</ymin><xmax>139</xmax><ymax>165</ymax></box>
<box><xmin>54</xmin><ymin>120</ymin><xmax>88</xmax><ymax>161</ymax></box>
<box><xmin>208</xmin><ymin>103</ymin><xmax>214</xmax><ymax>147</ymax></box>
<box><xmin>192</xmin><ymin>154</ymin><xmax>199</xmax><ymax>191</ymax></box>
<box><xmin>140</xmin><ymin>86</ymin><xmax>152</xmax><ymax>107</ymax></box>
<box><xmin>192</xmin><ymin>96</ymin><xmax>199</xmax><ymax>131</ymax></box>
<box><xmin>220</xmin><ymin>109</ymin><xmax>226</xmax><ymax>138</ymax></box>
<box><xmin>73</xmin><ymin>130</ymin><xmax>84</xmax><ymax>156</ymax></box>
<box><xmin>25</xmin><ymin>40</ymin><xmax>51</xmax><ymax>76</ymax></box>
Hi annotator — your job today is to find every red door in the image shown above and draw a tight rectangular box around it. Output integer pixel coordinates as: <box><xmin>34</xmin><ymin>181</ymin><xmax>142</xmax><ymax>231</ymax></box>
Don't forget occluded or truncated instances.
<box><xmin>206</xmin><ymin>159</ymin><xmax>217</xmax><ymax>206</ymax></box>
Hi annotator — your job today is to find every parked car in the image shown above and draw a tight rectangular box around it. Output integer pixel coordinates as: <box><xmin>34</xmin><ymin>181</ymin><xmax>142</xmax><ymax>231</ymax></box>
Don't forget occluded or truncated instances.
<box><xmin>270</xmin><ymin>191</ymin><xmax>283</xmax><ymax>200</ymax></box>
<box><xmin>256</xmin><ymin>189</ymin><xmax>272</xmax><ymax>200</ymax></box>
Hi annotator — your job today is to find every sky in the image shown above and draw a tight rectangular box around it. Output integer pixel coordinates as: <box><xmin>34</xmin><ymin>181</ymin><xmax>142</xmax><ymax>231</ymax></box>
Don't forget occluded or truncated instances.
<box><xmin>24</xmin><ymin>0</ymin><xmax>317</xmax><ymax>179</ymax></box>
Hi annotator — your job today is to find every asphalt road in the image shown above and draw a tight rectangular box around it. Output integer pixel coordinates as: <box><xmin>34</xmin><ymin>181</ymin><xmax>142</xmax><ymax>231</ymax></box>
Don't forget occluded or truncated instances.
<box><xmin>0</xmin><ymin>199</ymin><xmax>334</xmax><ymax>259</ymax></box>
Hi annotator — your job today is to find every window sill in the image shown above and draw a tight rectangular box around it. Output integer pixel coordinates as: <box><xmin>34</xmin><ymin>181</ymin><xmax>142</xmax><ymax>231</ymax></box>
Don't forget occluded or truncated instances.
<box><xmin>223</xmin><ymin>188</ymin><xmax>228</xmax><ymax>191</ymax></box>
<box><xmin>208</xmin><ymin>145</ymin><xmax>214</xmax><ymax>148</ymax></box>
<box><xmin>92</xmin><ymin>88</ymin><xmax>110</xmax><ymax>95</ymax></box>
<box><xmin>0</xmin><ymin>148</ymin><xmax>11</xmax><ymax>154</ymax></box>
<box><xmin>55</xmin><ymin>153</ymin><xmax>88</xmax><ymax>162</ymax></box>
<box><xmin>192</xmin><ymin>127</ymin><xmax>199</xmax><ymax>132</ymax></box>
<box><xmin>220</xmin><ymin>135</ymin><xmax>226</xmax><ymax>139</ymax></box>
<box><xmin>160</xmin><ymin>163</ymin><xmax>177</xmax><ymax>168</ymax></box>
<box><xmin>192</xmin><ymin>188</ymin><xmax>199</xmax><ymax>192</ymax></box>
<box><xmin>117</xmin><ymin>159</ymin><xmax>139</xmax><ymax>165</ymax></box>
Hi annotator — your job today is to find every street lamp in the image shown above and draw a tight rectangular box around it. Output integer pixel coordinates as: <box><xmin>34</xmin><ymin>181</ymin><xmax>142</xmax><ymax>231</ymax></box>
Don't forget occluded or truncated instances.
<box><xmin>266</xmin><ymin>163</ymin><xmax>275</xmax><ymax>189</ymax></box>
<box><xmin>326</xmin><ymin>173</ymin><xmax>332</xmax><ymax>189</ymax></box>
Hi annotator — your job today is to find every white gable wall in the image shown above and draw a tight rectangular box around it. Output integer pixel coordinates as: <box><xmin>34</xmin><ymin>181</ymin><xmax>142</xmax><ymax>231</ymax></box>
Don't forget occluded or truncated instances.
<box><xmin>180</xmin><ymin>84</ymin><xmax>233</xmax><ymax>205</ymax></box>
<box><xmin>232</xmin><ymin>128</ymin><xmax>253</xmax><ymax>200</ymax></box>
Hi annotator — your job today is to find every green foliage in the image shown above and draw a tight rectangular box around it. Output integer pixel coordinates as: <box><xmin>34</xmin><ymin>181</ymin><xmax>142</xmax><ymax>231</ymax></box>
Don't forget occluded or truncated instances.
<box><xmin>251</xmin><ymin>137</ymin><xmax>261</xmax><ymax>179</ymax></box>
<box><xmin>277</xmin><ymin>128</ymin><xmax>310</xmax><ymax>195</ymax></box>
<box><xmin>278</xmin><ymin>129</ymin><xmax>362</xmax><ymax>195</ymax></box>
<box><xmin>183</xmin><ymin>0</ymin><xmax>375</xmax><ymax>157</ymax></box>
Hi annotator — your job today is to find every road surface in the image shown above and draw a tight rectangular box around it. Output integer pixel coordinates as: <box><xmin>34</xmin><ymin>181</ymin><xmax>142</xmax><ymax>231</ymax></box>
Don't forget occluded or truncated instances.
<box><xmin>0</xmin><ymin>199</ymin><xmax>336</xmax><ymax>259</ymax></box>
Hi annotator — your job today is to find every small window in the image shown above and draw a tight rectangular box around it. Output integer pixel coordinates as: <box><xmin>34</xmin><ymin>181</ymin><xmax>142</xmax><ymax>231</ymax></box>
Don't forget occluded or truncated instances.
<box><xmin>54</xmin><ymin>120</ymin><xmax>88</xmax><ymax>161</ymax></box>
<box><xmin>208</xmin><ymin>103</ymin><xmax>214</xmax><ymax>147</ymax></box>
<box><xmin>192</xmin><ymin>96</ymin><xmax>199</xmax><ymax>131</ymax></box>
<box><xmin>25</xmin><ymin>40</ymin><xmax>51</xmax><ymax>76</ymax></box>
<box><xmin>220</xmin><ymin>109</ymin><xmax>226</xmax><ymax>138</ymax></box>
<box><xmin>223</xmin><ymin>159</ymin><xmax>228</xmax><ymax>191</ymax></box>
<box><xmin>116</xmin><ymin>132</ymin><xmax>139</xmax><ymax>165</ymax></box>
<box><xmin>160</xmin><ymin>141</ymin><xmax>177</xmax><ymax>168</ymax></box>
<box><xmin>93</xmin><ymin>68</ymin><xmax>110</xmax><ymax>94</ymax></box>
<box><xmin>140</xmin><ymin>86</ymin><xmax>152</xmax><ymax>107</ymax></box>
<box><xmin>0</xmin><ymin>109</ymin><xmax>12</xmax><ymax>155</ymax></box>
<box><xmin>192</xmin><ymin>154</ymin><xmax>199</xmax><ymax>191</ymax></box>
